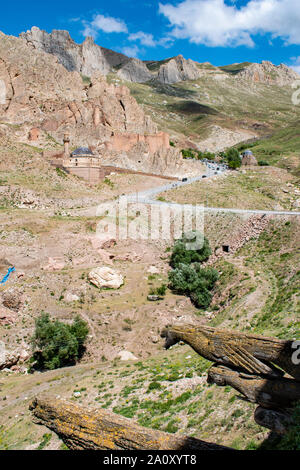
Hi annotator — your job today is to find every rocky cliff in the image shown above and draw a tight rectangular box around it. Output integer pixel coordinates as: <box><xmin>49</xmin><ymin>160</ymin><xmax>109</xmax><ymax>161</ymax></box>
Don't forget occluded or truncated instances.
<box><xmin>117</xmin><ymin>58</ymin><xmax>153</xmax><ymax>83</ymax></box>
<box><xmin>20</xmin><ymin>26</ymin><xmax>129</xmax><ymax>77</ymax></box>
<box><xmin>157</xmin><ymin>55</ymin><xmax>200</xmax><ymax>84</ymax></box>
<box><xmin>19</xmin><ymin>27</ymin><xmax>299</xmax><ymax>87</ymax></box>
<box><xmin>0</xmin><ymin>32</ymin><xmax>156</xmax><ymax>145</ymax></box>
<box><xmin>20</xmin><ymin>27</ymin><xmax>202</xmax><ymax>84</ymax></box>
<box><xmin>237</xmin><ymin>61</ymin><xmax>299</xmax><ymax>85</ymax></box>
<box><xmin>0</xmin><ymin>31</ymin><xmax>201</xmax><ymax>178</ymax></box>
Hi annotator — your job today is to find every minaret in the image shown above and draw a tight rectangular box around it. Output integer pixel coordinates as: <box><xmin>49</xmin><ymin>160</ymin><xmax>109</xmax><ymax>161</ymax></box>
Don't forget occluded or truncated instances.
<box><xmin>63</xmin><ymin>132</ymin><xmax>70</xmax><ymax>156</ymax></box>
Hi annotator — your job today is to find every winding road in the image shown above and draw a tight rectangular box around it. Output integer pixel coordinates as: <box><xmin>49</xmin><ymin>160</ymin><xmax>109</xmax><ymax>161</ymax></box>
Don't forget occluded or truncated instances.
<box><xmin>124</xmin><ymin>162</ymin><xmax>300</xmax><ymax>217</ymax></box>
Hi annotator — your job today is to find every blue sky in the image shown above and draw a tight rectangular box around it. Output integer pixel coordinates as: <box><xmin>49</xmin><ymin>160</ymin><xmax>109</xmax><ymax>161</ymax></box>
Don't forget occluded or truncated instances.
<box><xmin>1</xmin><ymin>0</ymin><xmax>300</xmax><ymax>70</ymax></box>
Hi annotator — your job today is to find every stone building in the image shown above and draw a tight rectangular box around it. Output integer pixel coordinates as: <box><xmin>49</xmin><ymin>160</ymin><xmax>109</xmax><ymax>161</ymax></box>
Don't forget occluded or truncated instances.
<box><xmin>62</xmin><ymin>136</ymin><xmax>108</xmax><ymax>184</ymax></box>
<box><xmin>59</xmin><ymin>133</ymin><xmax>178</xmax><ymax>184</ymax></box>
<box><xmin>241</xmin><ymin>149</ymin><xmax>258</xmax><ymax>166</ymax></box>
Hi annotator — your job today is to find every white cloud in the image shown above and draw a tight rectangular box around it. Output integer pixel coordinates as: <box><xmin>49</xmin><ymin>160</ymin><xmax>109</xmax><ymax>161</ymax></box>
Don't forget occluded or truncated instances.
<box><xmin>121</xmin><ymin>45</ymin><xmax>141</xmax><ymax>58</ymax></box>
<box><xmin>128</xmin><ymin>31</ymin><xmax>175</xmax><ymax>49</ymax></box>
<box><xmin>82</xmin><ymin>14</ymin><xmax>128</xmax><ymax>38</ymax></box>
<box><xmin>159</xmin><ymin>0</ymin><xmax>300</xmax><ymax>47</ymax></box>
<box><xmin>128</xmin><ymin>31</ymin><xmax>157</xmax><ymax>47</ymax></box>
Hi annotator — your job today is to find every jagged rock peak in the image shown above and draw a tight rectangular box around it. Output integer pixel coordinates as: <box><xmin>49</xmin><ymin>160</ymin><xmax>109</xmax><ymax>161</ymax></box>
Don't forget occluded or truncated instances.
<box><xmin>20</xmin><ymin>26</ymin><xmax>129</xmax><ymax>76</ymax></box>
<box><xmin>157</xmin><ymin>55</ymin><xmax>200</xmax><ymax>84</ymax></box>
<box><xmin>237</xmin><ymin>60</ymin><xmax>299</xmax><ymax>85</ymax></box>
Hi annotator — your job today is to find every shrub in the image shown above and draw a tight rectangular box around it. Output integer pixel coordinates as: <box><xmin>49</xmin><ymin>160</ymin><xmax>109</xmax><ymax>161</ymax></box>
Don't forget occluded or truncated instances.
<box><xmin>30</xmin><ymin>313</ymin><xmax>89</xmax><ymax>370</ymax></box>
<box><xmin>170</xmin><ymin>232</ymin><xmax>211</xmax><ymax>269</ymax></box>
<box><xmin>168</xmin><ymin>232</ymin><xmax>218</xmax><ymax>309</ymax></box>
<box><xmin>169</xmin><ymin>264</ymin><xmax>219</xmax><ymax>309</ymax></box>
<box><xmin>155</xmin><ymin>284</ymin><xmax>167</xmax><ymax>297</ymax></box>
<box><xmin>181</xmin><ymin>149</ymin><xmax>195</xmax><ymax>159</ymax></box>
<box><xmin>225</xmin><ymin>148</ymin><xmax>242</xmax><ymax>169</ymax></box>
<box><xmin>258</xmin><ymin>160</ymin><xmax>270</xmax><ymax>166</ymax></box>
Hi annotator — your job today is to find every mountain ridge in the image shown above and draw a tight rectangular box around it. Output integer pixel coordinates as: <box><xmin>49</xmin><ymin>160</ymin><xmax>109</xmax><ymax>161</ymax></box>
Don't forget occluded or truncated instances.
<box><xmin>19</xmin><ymin>26</ymin><xmax>299</xmax><ymax>86</ymax></box>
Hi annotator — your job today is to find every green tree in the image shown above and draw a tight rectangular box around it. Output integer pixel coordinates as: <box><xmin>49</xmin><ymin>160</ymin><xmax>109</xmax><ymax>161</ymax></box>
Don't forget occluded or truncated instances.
<box><xmin>31</xmin><ymin>313</ymin><xmax>89</xmax><ymax>370</ymax></box>
<box><xmin>168</xmin><ymin>233</ymin><xmax>218</xmax><ymax>310</ymax></box>
<box><xmin>168</xmin><ymin>263</ymin><xmax>219</xmax><ymax>309</ymax></box>
<box><xmin>170</xmin><ymin>232</ymin><xmax>211</xmax><ymax>269</ymax></box>
<box><xmin>225</xmin><ymin>148</ymin><xmax>242</xmax><ymax>169</ymax></box>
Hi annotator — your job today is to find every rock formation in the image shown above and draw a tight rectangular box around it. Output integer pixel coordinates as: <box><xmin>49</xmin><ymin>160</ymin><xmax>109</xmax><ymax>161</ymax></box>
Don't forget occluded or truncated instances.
<box><xmin>157</xmin><ymin>55</ymin><xmax>200</xmax><ymax>84</ymax></box>
<box><xmin>30</xmin><ymin>396</ymin><xmax>231</xmax><ymax>450</ymax></box>
<box><xmin>20</xmin><ymin>26</ymin><xmax>129</xmax><ymax>76</ymax></box>
<box><xmin>0</xmin><ymin>32</ymin><xmax>156</xmax><ymax>143</ymax></box>
<box><xmin>117</xmin><ymin>58</ymin><xmax>153</xmax><ymax>83</ymax></box>
<box><xmin>1</xmin><ymin>31</ymin><xmax>200</xmax><ymax>178</ymax></box>
<box><xmin>19</xmin><ymin>28</ymin><xmax>202</xmax><ymax>85</ymax></box>
<box><xmin>237</xmin><ymin>61</ymin><xmax>299</xmax><ymax>86</ymax></box>
<box><xmin>88</xmin><ymin>267</ymin><xmax>124</xmax><ymax>289</ymax></box>
<box><xmin>162</xmin><ymin>324</ymin><xmax>300</xmax><ymax>434</ymax></box>
<box><xmin>29</xmin><ymin>325</ymin><xmax>299</xmax><ymax>448</ymax></box>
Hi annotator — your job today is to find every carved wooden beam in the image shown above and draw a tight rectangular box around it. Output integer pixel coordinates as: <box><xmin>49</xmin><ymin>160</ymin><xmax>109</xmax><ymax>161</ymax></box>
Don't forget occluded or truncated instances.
<box><xmin>207</xmin><ymin>364</ymin><xmax>300</xmax><ymax>409</ymax></box>
<box><xmin>29</xmin><ymin>396</ymin><xmax>232</xmax><ymax>451</ymax></box>
<box><xmin>161</xmin><ymin>324</ymin><xmax>300</xmax><ymax>381</ymax></box>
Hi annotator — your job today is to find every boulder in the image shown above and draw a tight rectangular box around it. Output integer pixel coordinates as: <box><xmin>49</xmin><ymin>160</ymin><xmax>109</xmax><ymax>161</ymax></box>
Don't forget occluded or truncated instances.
<box><xmin>147</xmin><ymin>295</ymin><xmax>162</xmax><ymax>302</ymax></box>
<box><xmin>64</xmin><ymin>292</ymin><xmax>80</xmax><ymax>303</ymax></box>
<box><xmin>88</xmin><ymin>267</ymin><xmax>124</xmax><ymax>289</ymax></box>
<box><xmin>118</xmin><ymin>351</ymin><xmax>138</xmax><ymax>361</ymax></box>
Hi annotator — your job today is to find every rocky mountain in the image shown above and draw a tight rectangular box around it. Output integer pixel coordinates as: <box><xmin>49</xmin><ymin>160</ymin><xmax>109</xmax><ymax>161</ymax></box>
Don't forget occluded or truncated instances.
<box><xmin>117</xmin><ymin>58</ymin><xmax>153</xmax><ymax>83</ymax></box>
<box><xmin>19</xmin><ymin>27</ymin><xmax>299</xmax><ymax>88</ymax></box>
<box><xmin>20</xmin><ymin>27</ymin><xmax>203</xmax><ymax>84</ymax></box>
<box><xmin>20</xmin><ymin>26</ymin><xmax>129</xmax><ymax>77</ymax></box>
<box><xmin>1</xmin><ymin>31</ymin><xmax>204</xmax><ymax>178</ymax></box>
<box><xmin>0</xmin><ymin>31</ymin><xmax>156</xmax><ymax>145</ymax></box>
<box><xmin>237</xmin><ymin>60</ymin><xmax>299</xmax><ymax>85</ymax></box>
<box><xmin>157</xmin><ymin>55</ymin><xmax>200</xmax><ymax>84</ymax></box>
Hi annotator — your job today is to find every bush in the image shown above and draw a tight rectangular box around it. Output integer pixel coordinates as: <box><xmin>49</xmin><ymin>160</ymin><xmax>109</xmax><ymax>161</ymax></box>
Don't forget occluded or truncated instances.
<box><xmin>30</xmin><ymin>313</ymin><xmax>89</xmax><ymax>370</ymax></box>
<box><xmin>170</xmin><ymin>232</ymin><xmax>211</xmax><ymax>269</ymax></box>
<box><xmin>181</xmin><ymin>149</ymin><xmax>195</xmax><ymax>159</ymax></box>
<box><xmin>258</xmin><ymin>160</ymin><xmax>270</xmax><ymax>166</ymax></box>
<box><xmin>168</xmin><ymin>233</ymin><xmax>218</xmax><ymax>310</ymax></box>
<box><xmin>169</xmin><ymin>264</ymin><xmax>219</xmax><ymax>309</ymax></box>
<box><xmin>225</xmin><ymin>148</ymin><xmax>242</xmax><ymax>169</ymax></box>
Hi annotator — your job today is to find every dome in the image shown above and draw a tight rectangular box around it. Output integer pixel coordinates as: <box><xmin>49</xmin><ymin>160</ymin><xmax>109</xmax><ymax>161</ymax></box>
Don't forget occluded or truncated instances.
<box><xmin>242</xmin><ymin>149</ymin><xmax>254</xmax><ymax>156</ymax></box>
<box><xmin>71</xmin><ymin>147</ymin><xmax>94</xmax><ymax>157</ymax></box>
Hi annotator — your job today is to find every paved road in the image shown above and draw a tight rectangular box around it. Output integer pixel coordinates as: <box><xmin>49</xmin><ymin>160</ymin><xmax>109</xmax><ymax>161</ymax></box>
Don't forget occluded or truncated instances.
<box><xmin>125</xmin><ymin>162</ymin><xmax>300</xmax><ymax>217</ymax></box>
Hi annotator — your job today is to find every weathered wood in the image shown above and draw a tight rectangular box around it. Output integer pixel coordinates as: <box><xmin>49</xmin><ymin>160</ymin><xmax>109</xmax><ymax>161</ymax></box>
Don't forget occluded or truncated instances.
<box><xmin>254</xmin><ymin>406</ymin><xmax>294</xmax><ymax>435</ymax></box>
<box><xmin>207</xmin><ymin>364</ymin><xmax>300</xmax><ymax>409</ymax></box>
<box><xmin>29</xmin><ymin>396</ymin><xmax>232</xmax><ymax>450</ymax></box>
<box><xmin>161</xmin><ymin>325</ymin><xmax>300</xmax><ymax>381</ymax></box>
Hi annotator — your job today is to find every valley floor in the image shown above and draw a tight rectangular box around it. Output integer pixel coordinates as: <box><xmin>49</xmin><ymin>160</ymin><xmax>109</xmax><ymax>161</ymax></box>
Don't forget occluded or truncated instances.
<box><xmin>0</xmin><ymin>158</ymin><xmax>299</xmax><ymax>451</ymax></box>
